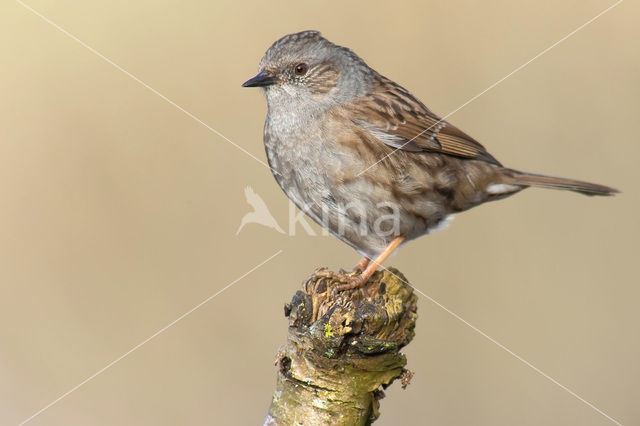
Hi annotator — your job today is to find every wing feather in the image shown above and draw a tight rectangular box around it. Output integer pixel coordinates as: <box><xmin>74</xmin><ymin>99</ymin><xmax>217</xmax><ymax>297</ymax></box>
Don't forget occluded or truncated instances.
<box><xmin>343</xmin><ymin>75</ymin><xmax>501</xmax><ymax>166</ymax></box>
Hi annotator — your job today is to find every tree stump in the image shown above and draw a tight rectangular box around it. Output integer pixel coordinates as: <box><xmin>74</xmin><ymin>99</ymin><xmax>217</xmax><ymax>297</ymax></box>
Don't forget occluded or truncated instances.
<box><xmin>265</xmin><ymin>267</ymin><xmax>418</xmax><ymax>425</ymax></box>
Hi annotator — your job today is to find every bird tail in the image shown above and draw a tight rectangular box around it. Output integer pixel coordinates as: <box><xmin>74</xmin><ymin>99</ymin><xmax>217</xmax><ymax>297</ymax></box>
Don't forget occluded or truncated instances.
<box><xmin>504</xmin><ymin>169</ymin><xmax>619</xmax><ymax>196</ymax></box>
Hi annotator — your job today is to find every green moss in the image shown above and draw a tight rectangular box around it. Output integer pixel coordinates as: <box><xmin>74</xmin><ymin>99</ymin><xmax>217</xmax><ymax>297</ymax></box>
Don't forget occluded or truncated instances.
<box><xmin>324</xmin><ymin>324</ymin><xmax>334</xmax><ymax>338</ymax></box>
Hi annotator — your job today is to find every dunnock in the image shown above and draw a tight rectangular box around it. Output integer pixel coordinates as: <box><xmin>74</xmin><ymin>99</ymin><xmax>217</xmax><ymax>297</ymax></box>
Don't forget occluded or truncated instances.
<box><xmin>242</xmin><ymin>31</ymin><xmax>617</xmax><ymax>290</ymax></box>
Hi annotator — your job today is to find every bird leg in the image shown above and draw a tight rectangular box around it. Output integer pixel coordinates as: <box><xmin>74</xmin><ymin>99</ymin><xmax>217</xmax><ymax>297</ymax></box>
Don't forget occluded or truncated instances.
<box><xmin>352</xmin><ymin>257</ymin><xmax>370</xmax><ymax>272</ymax></box>
<box><xmin>339</xmin><ymin>236</ymin><xmax>405</xmax><ymax>290</ymax></box>
<box><xmin>316</xmin><ymin>236</ymin><xmax>405</xmax><ymax>292</ymax></box>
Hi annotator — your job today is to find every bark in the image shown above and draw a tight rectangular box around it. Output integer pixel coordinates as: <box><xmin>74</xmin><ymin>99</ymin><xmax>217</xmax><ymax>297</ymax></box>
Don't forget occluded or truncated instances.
<box><xmin>264</xmin><ymin>267</ymin><xmax>418</xmax><ymax>425</ymax></box>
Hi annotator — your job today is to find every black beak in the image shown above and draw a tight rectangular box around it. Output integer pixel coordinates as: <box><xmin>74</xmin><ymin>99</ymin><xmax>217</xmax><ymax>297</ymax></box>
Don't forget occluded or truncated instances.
<box><xmin>242</xmin><ymin>70</ymin><xmax>277</xmax><ymax>88</ymax></box>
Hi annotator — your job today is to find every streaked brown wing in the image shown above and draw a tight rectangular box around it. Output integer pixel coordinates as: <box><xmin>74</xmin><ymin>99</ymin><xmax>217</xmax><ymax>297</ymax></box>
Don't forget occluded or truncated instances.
<box><xmin>345</xmin><ymin>74</ymin><xmax>501</xmax><ymax>166</ymax></box>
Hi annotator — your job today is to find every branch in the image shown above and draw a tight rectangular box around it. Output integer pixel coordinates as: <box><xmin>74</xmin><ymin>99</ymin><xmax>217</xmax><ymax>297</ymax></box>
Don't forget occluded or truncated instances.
<box><xmin>265</xmin><ymin>267</ymin><xmax>418</xmax><ymax>425</ymax></box>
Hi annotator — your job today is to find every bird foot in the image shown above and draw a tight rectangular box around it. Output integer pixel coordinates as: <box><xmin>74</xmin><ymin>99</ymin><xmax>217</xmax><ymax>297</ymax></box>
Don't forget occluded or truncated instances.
<box><xmin>314</xmin><ymin>269</ymin><xmax>368</xmax><ymax>292</ymax></box>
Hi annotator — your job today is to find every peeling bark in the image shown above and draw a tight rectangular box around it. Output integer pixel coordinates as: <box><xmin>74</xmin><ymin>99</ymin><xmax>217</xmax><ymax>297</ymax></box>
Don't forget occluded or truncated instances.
<box><xmin>265</xmin><ymin>267</ymin><xmax>418</xmax><ymax>425</ymax></box>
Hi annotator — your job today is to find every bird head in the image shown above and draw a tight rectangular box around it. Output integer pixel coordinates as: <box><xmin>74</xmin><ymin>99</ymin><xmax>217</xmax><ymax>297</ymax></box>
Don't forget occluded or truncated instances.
<box><xmin>242</xmin><ymin>31</ymin><xmax>372</xmax><ymax>111</ymax></box>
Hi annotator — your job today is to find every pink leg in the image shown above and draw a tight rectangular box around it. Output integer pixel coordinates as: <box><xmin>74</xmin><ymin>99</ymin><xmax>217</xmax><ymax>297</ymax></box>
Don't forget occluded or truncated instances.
<box><xmin>353</xmin><ymin>257</ymin><xmax>370</xmax><ymax>272</ymax></box>
<box><xmin>337</xmin><ymin>236</ymin><xmax>405</xmax><ymax>291</ymax></box>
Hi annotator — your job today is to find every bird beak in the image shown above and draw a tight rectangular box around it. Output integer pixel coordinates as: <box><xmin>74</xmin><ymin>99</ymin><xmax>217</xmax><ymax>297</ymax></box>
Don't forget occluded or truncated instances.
<box><xmin>242</xmin><ymin>70</ymin><xmax>277</xmax><ymax>88</ymax></box>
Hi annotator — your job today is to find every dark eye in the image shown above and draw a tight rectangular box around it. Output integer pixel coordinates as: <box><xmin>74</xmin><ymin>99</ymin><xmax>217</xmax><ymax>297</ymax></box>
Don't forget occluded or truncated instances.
<box><xmin>294</xmin><ymin>63</ymin><xmax>308</xmax><ymax>76</ymax></box>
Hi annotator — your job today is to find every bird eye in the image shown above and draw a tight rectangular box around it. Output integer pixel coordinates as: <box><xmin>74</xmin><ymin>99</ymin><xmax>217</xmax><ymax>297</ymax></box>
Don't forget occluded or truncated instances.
<box><xmin>294</xmin><ymin>63</ymin><xmax>308</xmax><ymax>76</ymax></box>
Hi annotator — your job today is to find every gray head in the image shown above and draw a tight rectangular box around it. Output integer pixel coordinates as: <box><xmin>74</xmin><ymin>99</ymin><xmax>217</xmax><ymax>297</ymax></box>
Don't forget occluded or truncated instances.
<box><xmin>242</xmin><ymin>31</ymin><xmax>373</xmax><ymax>111</ymax></box>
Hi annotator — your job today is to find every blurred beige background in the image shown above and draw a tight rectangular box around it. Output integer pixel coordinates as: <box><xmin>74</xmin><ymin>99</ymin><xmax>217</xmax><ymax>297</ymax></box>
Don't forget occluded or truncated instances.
<box><xmin>1</xmin><ymin>0</ymin><xmax>638</xmax><ymax>425</ymax></box>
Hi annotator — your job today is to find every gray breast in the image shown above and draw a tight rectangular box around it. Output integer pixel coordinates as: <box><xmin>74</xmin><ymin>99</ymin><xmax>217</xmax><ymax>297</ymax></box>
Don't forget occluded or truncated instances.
<box><xmin>264</xmin><ymin>119</ymin><xmax>391</xmax><ymax>257</ymax></box>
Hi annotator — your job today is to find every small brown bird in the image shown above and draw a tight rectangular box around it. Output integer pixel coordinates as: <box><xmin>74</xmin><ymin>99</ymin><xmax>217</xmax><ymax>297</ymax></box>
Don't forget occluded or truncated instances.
<box><xmin>242</xmin><ymin>31</ymin><xmax>617</xmax><ymax>290</ymax></box>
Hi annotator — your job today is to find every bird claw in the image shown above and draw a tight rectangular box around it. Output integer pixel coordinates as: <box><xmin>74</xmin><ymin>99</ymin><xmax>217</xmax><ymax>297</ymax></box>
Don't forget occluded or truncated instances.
<box><xmin>314</xmin><ymin>269</ymin><xmax>367</xmax><ymax>292</ymax></box>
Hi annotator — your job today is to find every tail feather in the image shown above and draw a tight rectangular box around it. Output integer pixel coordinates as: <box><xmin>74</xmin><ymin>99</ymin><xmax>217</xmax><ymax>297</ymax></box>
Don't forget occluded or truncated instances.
<box><xmin>505</xmin><ymin>170</ymin><xmax>619</xmax><ymax>197</ymax></box>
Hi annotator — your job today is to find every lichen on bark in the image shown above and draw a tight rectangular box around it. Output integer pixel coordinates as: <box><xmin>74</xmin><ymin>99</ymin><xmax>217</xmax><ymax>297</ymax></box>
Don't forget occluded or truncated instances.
<box><xmin>265</xmin><ymin>267</ymin><xmax>418</xmax><ymax>425</ymax></box>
